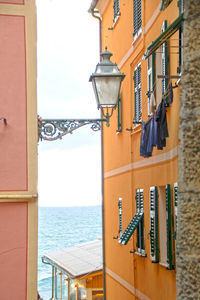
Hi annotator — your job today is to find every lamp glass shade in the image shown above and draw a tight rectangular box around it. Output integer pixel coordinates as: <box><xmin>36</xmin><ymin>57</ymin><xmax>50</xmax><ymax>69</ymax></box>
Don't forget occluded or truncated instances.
<box><xmin>90</xmin><ymin>47</ymin><xmax>125</xmax><ymax>110</ymax></box>
<box><xmin>92</xmin><ymin>76</ymin><xmax>122</xmax><ymax>108</ymax></box>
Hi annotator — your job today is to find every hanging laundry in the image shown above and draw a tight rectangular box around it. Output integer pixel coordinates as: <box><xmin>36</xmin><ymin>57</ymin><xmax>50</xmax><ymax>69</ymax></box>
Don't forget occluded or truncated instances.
<box><xmin>140</xmin><ymin>122</ymin><xmax>151</xmax><ymax>157</ymax></box>
<box><xmin>140</xmin><ymin>98</ymin><xmax>168</xmax><ymax>157</ymax></box>
<box><xmin>169</xmin><ymin>82</ymin><xmax>173</xmax><ymax>104</ymax></box>
<box><xmin>140</xmin><ymin>117</ymin><xmax>158</xmax><ymax>157</ymax></box>
<box><xmin>155</xmin><ymin>98</ymin><xmax>169</xmax><ymax>150</ymax></box>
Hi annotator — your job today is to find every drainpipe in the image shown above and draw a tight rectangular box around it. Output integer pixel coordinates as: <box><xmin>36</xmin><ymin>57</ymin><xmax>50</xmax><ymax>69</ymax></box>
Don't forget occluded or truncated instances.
<box><xmin>88</xmin><ymin>3</ymin><xmax>106</xmax><ymax>300</ymax></box>
<box><xmin>88</xmin><ymin>0</ymin><xmax>102</xmax><ymax>55</ymax></box>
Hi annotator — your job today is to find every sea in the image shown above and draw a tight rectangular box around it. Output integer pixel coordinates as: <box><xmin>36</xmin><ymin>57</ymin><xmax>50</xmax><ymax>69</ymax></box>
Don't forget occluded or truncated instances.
<box><xmin>38</xmin><ymin>206</ymin><xmax>102</xmax><ymax>300</ymax></box>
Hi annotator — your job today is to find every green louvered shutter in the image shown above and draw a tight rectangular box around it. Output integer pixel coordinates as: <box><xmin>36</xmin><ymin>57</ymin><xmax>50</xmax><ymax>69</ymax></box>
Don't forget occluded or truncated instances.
<box><xmin>174</xmin><ymin>183</ymin><xmax>178</xmax><ymax>240</ymax></box>
<box><xmin>118</xmin><ymin>212</ymin><xmax>143</xmax><ymax>245</ymax></box>
<box><xmin>136</xmin><ymin>189</ymin><xmax>140</xmax><ymax>248</ymax></box>
<box><xmin>139</xmin><ymin>189</ymin><xmax>145</xmax><ymax>253</ymax></box>
<box><xmin>114</xmin><ymin>0</ymin><xmax>119</xmax><ymax>22</ymax></box>
<box><xmin>136</xmin><ymin>188</ymin><xmax>140</xmax><ymax>213</ymax></box>
<box><xmin>136</xmin><ymin>189</ymin><xmax>145</xmax><ymax>255</ymax></box>
<box><xmin>134</xmin><ymin>64</ymin><xmax>142</xmax><ymax>123</ymax></box>
<box><xmin>118</xmin><ymin>197</ymin><xmax>123</xmax><ymax>238</ymax></box>
<box><xmin>178</xmin><ymin>0</ymin><xmax>184</xmax><ymax>15</ymax></box>
<box><xmin>166</xmin><ymin>184</ymin><xmax>174</xmax><ymax>269</ymax></box>
<box><xmin>150</xmin><ymin>187</ymin><xmax>159</xmax><ymax>262</ymax></box>
<box><xmin>162</xmin><ymin>20</ymin><xmax>169</xmax><ymax>105</ymax></box>
<box><xmin>133</xmin><ymin>0</ymin><xmax>142</xmax><ymax>39</ymax></box>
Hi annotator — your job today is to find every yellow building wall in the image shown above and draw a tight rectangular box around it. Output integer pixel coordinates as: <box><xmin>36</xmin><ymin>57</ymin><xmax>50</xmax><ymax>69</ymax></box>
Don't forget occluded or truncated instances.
<box><xmin>86</xmin><ymin>273</ymin><xmax>103</xmax><ymax>289</ymax></box>
<box><xmin>97</xmin><ymin>0</ymin><xmax>181</xmax><ymax>299</ymax></box>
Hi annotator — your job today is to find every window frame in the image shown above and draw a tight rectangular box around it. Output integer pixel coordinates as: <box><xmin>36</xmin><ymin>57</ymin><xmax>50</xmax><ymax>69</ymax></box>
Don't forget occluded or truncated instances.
<box><xmin>147</xmin><ymin>54</ymin><xmax>155</xmax><ymax>116</ymax></box>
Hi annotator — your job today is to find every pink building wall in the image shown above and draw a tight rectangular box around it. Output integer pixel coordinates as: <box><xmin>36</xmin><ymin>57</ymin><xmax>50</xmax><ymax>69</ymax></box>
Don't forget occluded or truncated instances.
<box><xmin>0</xmin><ymin>15</ymin><xmax>27</xmax><ymax>191</ymax></box>
<box><xmin>0</xmin><ymin>202</ymin><xmax>28</xmax><ymax>300</ymax></box>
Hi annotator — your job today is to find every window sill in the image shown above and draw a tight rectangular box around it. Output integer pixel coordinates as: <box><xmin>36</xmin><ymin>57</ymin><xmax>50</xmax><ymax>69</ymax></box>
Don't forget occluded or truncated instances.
<box><xmin>108</xmin><ymin>13</ymin><xmax>121</xmax><ymax>30</ymax></box>
<box><xmin>159</xmin><ymin>262</ymin><xmax>168</xmax><ymax>268</ymax></box>
<box><xmin>135</xmin><ymin>251</ymin><xmax>147</xmax><ymax>257</ymax></box>
<box><xmin>133</xmin><ymin>28</ymin><xmax>142</xmax><ymax>43</ymax></box>
<box><xmin>131</xmin><ymin>123</ymin><xmax>142</xmax><ymax>135</ymax></box>
<box><xmin>116</xmin><ymin>129</ymin><xmax>122</xmax><ymax>135</ymax></box>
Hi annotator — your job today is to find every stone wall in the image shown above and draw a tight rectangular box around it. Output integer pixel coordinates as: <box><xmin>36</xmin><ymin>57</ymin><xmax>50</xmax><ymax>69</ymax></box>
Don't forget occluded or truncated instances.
<box><xmin>177</xmin><ymin>1</ymin><xmax>200</xmax><ymax>299</ymax></box>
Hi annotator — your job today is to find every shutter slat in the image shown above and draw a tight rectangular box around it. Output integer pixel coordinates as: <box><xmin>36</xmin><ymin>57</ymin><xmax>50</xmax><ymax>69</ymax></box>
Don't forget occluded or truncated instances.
<box><xmin>134</xmin><ymin>65</ymin><xmax>142</xmax><ymax>123</ymax></box>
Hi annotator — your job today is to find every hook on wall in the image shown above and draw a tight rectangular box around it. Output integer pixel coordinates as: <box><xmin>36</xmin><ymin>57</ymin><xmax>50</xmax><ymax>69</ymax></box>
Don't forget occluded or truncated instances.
<box><xmin>0</xmin><ymin>118</ymin><xmax>7</xmax><ymax>125</ymax></box>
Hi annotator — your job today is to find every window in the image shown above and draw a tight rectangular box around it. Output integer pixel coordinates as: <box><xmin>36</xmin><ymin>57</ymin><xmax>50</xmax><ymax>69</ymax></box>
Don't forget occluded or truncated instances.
<box><xmin>154</xmin><ymin>20</ymin><xmax>169</xmax><ymax>108</ymax></box>
<box><xmin>151</xmin><ymin>185</ymin><xmax>174</xmax><ymax>269</ymax></box>
<box><xmin>118</xmin><ymin>189</ymin><xmax>144</xmax><ymax>255</ymax></box>
<box><xmin>133</xmin><ymin>0</ymin><xmax>142</xmax><ymax>40</ymax></box>
<box><xmin>150</xmin><ymin>186</ymin><xmax>175</xmax><ymax>268</ymax></box>
<box><xmin>113</xmin><ymin>0</ymin><xmax>120</xmax><ymax>22</ymax></box>
<box><xmin>133</xmin><ymin>63</ymin><xmax>142</xmax><ymax>123</ymax></box>
<box><xmin>136</xmin><ymin>189</ymin><xmax>145</xmax><ymax>255</ymax></box>
<box><xmin>147</xmin><ymin>54</ymin><xmax>155</xmax><ymax>116</ymax></box>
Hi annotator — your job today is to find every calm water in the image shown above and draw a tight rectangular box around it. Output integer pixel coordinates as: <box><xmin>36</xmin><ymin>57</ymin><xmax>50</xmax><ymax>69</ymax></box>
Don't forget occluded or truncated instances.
<box><xmin>38</xmin><ymin>206</ymin><xmax>102</xmax><ymax>300</ymax></box>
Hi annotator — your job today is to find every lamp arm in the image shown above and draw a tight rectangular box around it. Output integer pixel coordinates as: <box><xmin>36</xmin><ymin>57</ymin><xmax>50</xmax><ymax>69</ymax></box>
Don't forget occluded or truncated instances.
<box><xmin>38</xmin><ymin>117</ymin><xmax>108</xmax><ymax>141</ymax></box>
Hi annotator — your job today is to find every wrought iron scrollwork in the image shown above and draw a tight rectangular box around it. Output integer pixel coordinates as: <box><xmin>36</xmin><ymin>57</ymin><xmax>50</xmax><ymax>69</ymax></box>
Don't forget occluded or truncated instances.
<box><xmin>38</xmin><ymin>116</ymin><xmax>104</xmax><ymax>141</ymax></box>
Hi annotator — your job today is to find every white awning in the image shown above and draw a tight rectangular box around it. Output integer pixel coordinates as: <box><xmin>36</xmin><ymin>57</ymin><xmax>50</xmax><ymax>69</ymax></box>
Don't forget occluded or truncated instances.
<box><xmin>42</xmin><ymin>239</ymin><xmax>102</xmax><ymax>279</ymax></box>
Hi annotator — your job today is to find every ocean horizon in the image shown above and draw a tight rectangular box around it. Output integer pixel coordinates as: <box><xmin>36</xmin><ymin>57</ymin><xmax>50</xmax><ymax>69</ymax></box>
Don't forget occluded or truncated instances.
<box><xmin>38</xmin><ymin>205</ymin><xmax>102</xmax><ymax>299</ymax></box>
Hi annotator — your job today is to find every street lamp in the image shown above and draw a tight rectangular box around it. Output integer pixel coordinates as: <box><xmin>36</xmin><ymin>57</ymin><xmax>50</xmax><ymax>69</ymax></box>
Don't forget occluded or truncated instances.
<box><xmin>38</xmin><ymin>47</ymin><xmax>125</xmax><ymax>141</ymax></box>
<box><xmin>89</xmin><ymin>47</ymin><xmax>125</xmax><ymax>126</ymax></box>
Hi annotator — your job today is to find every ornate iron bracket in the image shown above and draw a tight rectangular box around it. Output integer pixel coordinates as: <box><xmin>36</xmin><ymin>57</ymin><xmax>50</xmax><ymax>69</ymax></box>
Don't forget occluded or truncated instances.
<box><xmin>38</xmin><ymin>116</ymin><xmax>107</xmax><ymax>141</ymax></box>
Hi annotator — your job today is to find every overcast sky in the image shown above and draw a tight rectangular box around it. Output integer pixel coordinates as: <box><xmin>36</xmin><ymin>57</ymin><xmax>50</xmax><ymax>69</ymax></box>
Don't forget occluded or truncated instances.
<box><xmin>36</xmin><ymin>0</ymin><xmax>102</xmax><ymax>207</ymax></box>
